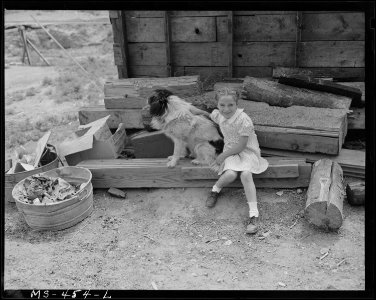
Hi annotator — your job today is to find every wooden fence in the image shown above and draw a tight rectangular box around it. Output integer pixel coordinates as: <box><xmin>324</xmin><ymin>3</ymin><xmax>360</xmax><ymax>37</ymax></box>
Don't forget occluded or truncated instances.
<box><xmin>109</xmin><ymin>11</ymin><xmax>365</xmax><ymax>80</ymax></box>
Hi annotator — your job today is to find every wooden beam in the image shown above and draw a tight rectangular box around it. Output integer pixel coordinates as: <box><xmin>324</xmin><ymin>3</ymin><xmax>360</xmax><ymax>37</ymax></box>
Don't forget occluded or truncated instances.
<box><xmin>110</xmin><ymin>11</ymin><xmax>129</xmax><ymax>78</ymax></box>
<box><xmin>120</xmin><ymin>11</ymin><xmax>130</xmax><ymax>78</ymax></box>
<box><xmin>26</xmin><ymin>38</ymin><xmax>50</xmax><ymax>66</ymax></box>
<box><xmin>294</xmin><ymin>11</ymin><xmax>303</xmax><ymax>67</ymax></box>
<box><xmin>164</xmin><ymin>11</ymin><xmax>172</xmax><ymax>77</ymax></box>
<box><xmin>77</xmin><ymin>158</ymin><xmax>312</xmax><ymax>189</ymax></box>
<box><xmin>19</xmin><ymin>26</ymin><xmax>31</xmax><ymax>65</ymax></box>
<box><xmin>227</xmin><ymin>11</ymin><xmax>233</xmax><ymax>77</ymax></box>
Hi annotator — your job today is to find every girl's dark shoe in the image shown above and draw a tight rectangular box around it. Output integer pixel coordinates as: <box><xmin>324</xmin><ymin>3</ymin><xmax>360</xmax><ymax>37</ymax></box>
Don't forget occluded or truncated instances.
<box><xmin>246</xmin><ymin>216</ymin><xmax>259</xmax><ymax>234</ymax></box>
<box><xmin>206</xmin><ymin>191</ymin><xmax>220</xmax><ymax>208</ymax></box>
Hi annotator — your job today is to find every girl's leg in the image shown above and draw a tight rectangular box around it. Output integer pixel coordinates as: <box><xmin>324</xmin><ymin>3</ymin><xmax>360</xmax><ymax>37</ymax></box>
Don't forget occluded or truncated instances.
<box><xmin>206</xmin><ymin>170</ymin><xmax>238</xmax><ymax>208</ymax></box>
<box><xmin>240</xmin><ymin>171</ymin><xmax>259</xmax><ymax>234</ymax></box>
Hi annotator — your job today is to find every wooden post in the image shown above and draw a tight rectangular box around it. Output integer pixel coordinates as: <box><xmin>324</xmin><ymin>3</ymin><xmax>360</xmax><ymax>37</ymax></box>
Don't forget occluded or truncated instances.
<box><xmin>19</xmin><ymin>26</ymin><xmax>32</xmax><ymax>65</ymax></box>
<box><xmin>26</xmin><ymin>38</ymin><xmax>50</xmax><ymax>66</ymax></box>
<box><xmin>164</xmin><ymin>11</ymin><xmax>173</xmax><ymax>77</ymax></box>
<box><xmin>294</xmin><ymin>11</ymin><xmax>302</xmax><ymax>68</ymax></box>
<box><xmin>110</xmin><ymin>11</ymin><xmax>129</xmax><ymax>78</ymax></box>
<box><xmin>227</xmin><ymin>11</ymin><xmax>233</xmax><ymax>78</ymax></box>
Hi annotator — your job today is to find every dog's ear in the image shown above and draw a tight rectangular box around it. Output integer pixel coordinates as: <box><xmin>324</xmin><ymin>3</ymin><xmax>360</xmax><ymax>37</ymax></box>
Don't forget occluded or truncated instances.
<box><xmin>148</xmin><ymin>89</ymin><xmax>173</xmax><ymax>116</ymax></box>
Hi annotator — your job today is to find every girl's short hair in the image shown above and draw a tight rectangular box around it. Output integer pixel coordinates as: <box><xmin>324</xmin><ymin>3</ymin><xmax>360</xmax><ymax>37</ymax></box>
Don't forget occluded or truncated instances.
<box><xmin>215</xmin><ymin>87</ymin><xmax>239</xmax><ymax>103</ymax></box>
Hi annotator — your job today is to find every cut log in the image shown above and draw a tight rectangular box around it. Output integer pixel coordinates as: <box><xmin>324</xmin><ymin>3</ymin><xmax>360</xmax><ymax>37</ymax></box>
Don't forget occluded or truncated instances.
<box><xmin>131</xmin><ymin>130</ymin><xmax>174</xmax><ymax>158</ymax></box>
<box><xmin>277</xmin><ymin>75</ymin><xmax>362</xmax><ymax>107</ymax></box>
<box><xmin>243</xmin><ymin>76</ymin><xmax>352</xmax><ymax>109</ymax></box>
<box><xmin>346</xmin><ymin>181</ymin><xmax>365</xmax><ymax>206</ymax></box>
<box><xmin>77</xmin><ymin>157</ymin><xmax>312</xmax><ymax>189</ymax></box>
<box><xmin>305</xmin><ymin>159</ymin><xmax>345</xmax><ymax>231</ymax></box>
<box><xmin>104</xmin><ymin>75</ymin><xmax>201</xmax><ymax>109</ymax></box>
<box><xmin>272</xmin><ymin>66</ymin><xmax>365</xmax><ymax>81</ymax></box>
<box><xmin>261</xmin><ymin>148</ymin><xmax>365</xmax><ymax>179</ymax></box>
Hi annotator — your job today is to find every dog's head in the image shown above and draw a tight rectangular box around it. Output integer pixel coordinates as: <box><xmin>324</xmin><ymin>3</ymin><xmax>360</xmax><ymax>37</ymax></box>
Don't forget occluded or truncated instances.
<box><xmin>147</xmin><ymin>89</ymin><xmax>173</xmax><ymax>117</ymax></box>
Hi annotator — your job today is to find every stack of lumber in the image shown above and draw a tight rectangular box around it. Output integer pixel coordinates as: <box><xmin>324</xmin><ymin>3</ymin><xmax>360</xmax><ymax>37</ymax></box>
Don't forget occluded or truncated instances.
<box><xmin>261</xmin><ymin>148</ymin><xmax>365</xmax><ymax>179</ymax></box>
<box><xmin>79</xmin><ymin>92</ymin><xmax>348</xmax><ymax>155</ymax></box>
<box><xmin>77</xmin><ymin>157</ymin><xmax>312</xmax><ymax>189</ymax></box>
<box><xmin>104</xmin><ymin>75</ymin><xmax>201</xmax><ymax>109</ymax></box>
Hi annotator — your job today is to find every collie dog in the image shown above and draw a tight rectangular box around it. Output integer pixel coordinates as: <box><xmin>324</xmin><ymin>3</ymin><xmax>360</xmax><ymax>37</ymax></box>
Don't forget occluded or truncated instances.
<box><xmin>144</xmin><ymin>89</ymin><xmax>223</xmax><ymax>170</ymax></box>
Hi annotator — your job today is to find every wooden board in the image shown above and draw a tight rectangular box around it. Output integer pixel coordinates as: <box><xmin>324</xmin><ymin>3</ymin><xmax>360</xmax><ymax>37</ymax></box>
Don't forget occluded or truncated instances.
<box><xmin>301</xmin><ymin>13</ymin><xmax>365</xmax><ymax>41</ymax></box>
<box><xmin>273</xmin><ymin>67</ymin><xmax>365</xmax><ymax>81</ymax></box>
<box><xmin>78</xmin><ymin>106</ymin><xmax>144</xmax><ymax>129</ymax></box>
<box><xmin>125</xmin><ymin>16</ymin><xmax>217</xmax><ymax>42</ymax></box>
<box><xmin>298</xmin><ymin>41</ymin><xmax>364</xmax><ymax>67</ymax></box>
<box><xmin>217</xmin><ymin>14</ymin><xmax>297</xmax><ymax>42</ymax></box>
<box><xmin>131</xmin><ymin>130</ymin><xmax>174</xmax><ymax>158</ymax></box>
<box><xmin>184</xmin><ymin>66</ymin><xmax>273</xmax><ymax>79</ymax></box>
<box><xmin>261</xmin><ymin>147</ymin><xmax>365</xmax><ymax>178</ymax></box>
<box><xmin>124</xmin><ymin>11</ymin><xmax>296</xmax><ymax>18</ymax></box>
<box><xmin>104</xmin><ymin>75</ymin><xmax>200</xmax><ymax>109</ymax></box>
<box><xmin>77</xmin><ymin>158</ymin><xmax>312</xmax><ymax>189</ymax></box>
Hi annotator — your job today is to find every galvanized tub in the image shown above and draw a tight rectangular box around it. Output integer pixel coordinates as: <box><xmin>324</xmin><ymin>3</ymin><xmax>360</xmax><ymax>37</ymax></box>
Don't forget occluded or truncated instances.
<box><xmin>5</xmin><ymin>144</ymin><xmax>59</xmax><ymax>203</ymax></box>
<box><xmin>12</xmin><ymin>166</ymin><xmax>93</xmax><ymax>231</ymax></box>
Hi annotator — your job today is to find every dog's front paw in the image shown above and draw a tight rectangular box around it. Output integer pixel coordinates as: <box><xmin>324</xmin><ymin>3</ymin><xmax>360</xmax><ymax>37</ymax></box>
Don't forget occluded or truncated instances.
<box><xmin>167</xmin><ymin>159</ymin><xmax>178</xmax><ymax>168</ymax></box>
<box><xmin>167</xmin><ymin>155</ymin><xmax>174</xmax><ymax>161</ymax></box>
<box><xmin>191</xmin><ymin>159</ymin><xmax>202</xmax><ymax>165</ymax></box>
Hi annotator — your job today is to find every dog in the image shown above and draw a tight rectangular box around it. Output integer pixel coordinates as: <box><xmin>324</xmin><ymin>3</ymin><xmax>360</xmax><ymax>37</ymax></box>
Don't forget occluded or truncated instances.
<box><xmin>144</xmin><ymin>89</ymin><xmax>224</xmax><ymax>170</ymax></box>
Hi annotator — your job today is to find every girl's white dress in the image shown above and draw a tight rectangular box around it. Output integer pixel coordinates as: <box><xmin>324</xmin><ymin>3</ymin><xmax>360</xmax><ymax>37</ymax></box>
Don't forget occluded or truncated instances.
<box><xmin>210</xmin><ymin>108</ymin><xmax>269</xmax><ymax>175</ymax></box>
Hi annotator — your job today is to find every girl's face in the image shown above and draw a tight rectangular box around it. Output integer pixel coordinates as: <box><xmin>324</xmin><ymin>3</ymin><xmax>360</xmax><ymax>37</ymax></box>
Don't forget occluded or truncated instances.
<box><xmin>217</xmin><ymin>95</ymin><xmax>237</xmax><ymax>119</ymax></box>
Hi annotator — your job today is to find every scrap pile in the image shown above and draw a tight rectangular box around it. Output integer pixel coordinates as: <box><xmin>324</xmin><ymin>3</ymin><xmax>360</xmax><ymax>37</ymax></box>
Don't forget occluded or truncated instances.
<box><xmin>15</xmin><ymin>174</ymin><xmax>84</xmax><ymax>205</ymax></box>
<box><xmin>72</xmin><ymin>70</ymin><xmax>365</xmax><ymax>230</ymax></box>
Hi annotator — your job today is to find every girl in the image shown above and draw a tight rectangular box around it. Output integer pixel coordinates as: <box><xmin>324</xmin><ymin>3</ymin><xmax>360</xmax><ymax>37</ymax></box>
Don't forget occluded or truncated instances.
<box><xmin>207</xmin><ymin>87</ymin><xmax>269</xmax><ymax>234</ymax></box>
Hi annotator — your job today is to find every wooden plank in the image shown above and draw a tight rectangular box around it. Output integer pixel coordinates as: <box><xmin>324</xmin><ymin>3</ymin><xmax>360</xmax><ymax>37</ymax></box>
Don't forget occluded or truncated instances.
<box><xmin>295</xmin><ymin>11</ymin><xmax>303</xmax><ymax>67</ymax></box>
<box><xmin>128</xmin><ymin>43</ymin><xmax>166</xmax><ymax>66</ymax></box>
<box><xmin>301</xmin><ymin>13</ymin><xmax>365</xmax><ymax>41</ymax></box>
<box><xmin>164</xmin><ymin>11</ymin><xmax>172</xmax><ymax>77</ymax></box>
<box><xmin>182</xmin><ymin>163</ymin><xmax>300</xmax><ymax>180</ymax></box>
<box><xmin>110</xmin><ymin>11</ymin><xmax>128</xmax><ymax>78</ymax></box>
<box><xmin>124</xmin><ymin>11</ymin><xmax>229</xmax><ymax>17</ymax></box>
<box><xmin>273</xmin><ymin>67</ymin><xmax>365</xmax><ymax>81</ymax></box>
<box><xmin>171</xmin><ymin>17</ymin><xmax>216</xmax><ymax>42</ymax></box>
<box><xmin>77</xmin><ymin>158</ymin><xmax>312</xmax><ymax>188</ymax></box>
<box><xmin>131</xmin><ymin>130</ymin><xmax>174</xmax><ymax>158</ymax></box>
<box><xmin>261</xmin><ymin>147</ymin><xmax>365</xmax><ymax>178</ymax></box>
<box><xmin>227</xmin><ymin>11</ymin><xmax>233</xmax><ymax>77</ymax></box>
<box><xmin>128</xmin><ymin>65</ymin><xmax>184</xmax><ymax>77</ymax></box>
<box><xmin>347</xmin><ymin>107</ymin><xmax>365</xmax><ymax>130</ymax></box>
<box><xmin>78</xmin><ymin>106</ymin><xmax>144</xmax><ymax>129</ymax></box>
<box><xmin>337</xmin><ymin>82</ymin><xmax>365</xmax><ymax>103</ymax></box>
<box><xmin>104</xmin><ymin>76</ymin><xmax>200</xmax><ymax>109</ymax></box>
<box><xmin>233</xmin><ymin>42</ymin><xmax>296</xmax><ymax>66</ymax></box>
<box><xmin>217</xmin><ymin>14</ymin><xmax>297</xmax><ymax>42</ymax></box>
<box><xmin>299</xmin><ymin>41</ymin><xmax>364</xmax><ymax>67</ymax></box>
<box><xmin>243</xmin><ymin>77</ymin><xmax>352</xmax><ymax>109</ymax></box>
<box><xmin>277</xmin><ymin>76</ymin><xmax>362</xmax><ymax>107</ymax></box>
<box><xmin>255</xmin><ymin>126</ymin><xmax>341</xmax><ymax>155</ymax></box>
<box><xmin>126</xmin><ymin>17</ymin><xmax>164</xmax><ymax>42</ymax></box>
<box><xmin>184</xmin><ymin>66</ymin><xmax>273</xmax><ymax>80</ymax></box>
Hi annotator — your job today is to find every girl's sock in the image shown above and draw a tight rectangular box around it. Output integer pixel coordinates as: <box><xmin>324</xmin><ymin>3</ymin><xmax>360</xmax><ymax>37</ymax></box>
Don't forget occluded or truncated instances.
<box><xmin>248</xmin><ymin>201</ymin><xmax>259</xmax><ymax>218</ymax></box>
<box><xmin>212</xmin><ymin>184</ymin><xmax>222</xmax><ymax>193</ymax></box>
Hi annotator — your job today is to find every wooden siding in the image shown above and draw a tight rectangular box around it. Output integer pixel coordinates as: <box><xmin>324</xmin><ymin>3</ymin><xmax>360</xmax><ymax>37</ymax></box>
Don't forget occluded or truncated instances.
<box><xmin>110</xmin><ymin>11</ymin><xmax>365</xmax><ymax>79</ymax></box>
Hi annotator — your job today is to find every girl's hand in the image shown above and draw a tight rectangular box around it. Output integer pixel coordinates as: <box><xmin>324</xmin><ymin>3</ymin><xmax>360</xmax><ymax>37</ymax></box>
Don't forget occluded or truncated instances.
<box><xmin>215</xmin><ymin>153</ymin><xmax>226</xmax><ymax>165</ymax></box>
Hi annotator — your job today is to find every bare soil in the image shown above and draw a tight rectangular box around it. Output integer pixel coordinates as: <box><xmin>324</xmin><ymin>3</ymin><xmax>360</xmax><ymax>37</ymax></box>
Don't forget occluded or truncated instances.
<box><xmin>3</xmin><ymin>10</ymin><xmax>365</xmax><ymax>291</ymax></box>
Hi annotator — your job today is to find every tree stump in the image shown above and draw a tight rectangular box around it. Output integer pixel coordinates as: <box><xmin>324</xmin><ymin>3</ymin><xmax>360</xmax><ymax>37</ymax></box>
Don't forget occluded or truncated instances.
<box><xmin>305</xmin><ymin>159</ymin><xmax>345</xmax><ymax>230</ymax></box>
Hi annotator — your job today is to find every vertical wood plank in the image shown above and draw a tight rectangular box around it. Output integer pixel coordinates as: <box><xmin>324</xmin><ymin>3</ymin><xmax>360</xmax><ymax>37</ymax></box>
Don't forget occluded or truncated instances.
<box><xmin>227</xmin><ymin>11</ymin><xmax>233</xmax><ymax>77</ymax></box>
<box><xmin>295</xmin><ymin>11</ymin><xmax>303</xmax><ymax>67</ymax></box>
<box><xmin>120</xmin><ymin>11</ymin><xmax>130</xmax><ymax>78</ymax></box>
<box><xmin>19</xmin><ymin>26</ymin><xmax>32</xmax><ymax>65</ymax></box>
<box><xmin>164</xmin><ymin>11</ymin><xmax>173</xmax><ymax>77</ymax></box>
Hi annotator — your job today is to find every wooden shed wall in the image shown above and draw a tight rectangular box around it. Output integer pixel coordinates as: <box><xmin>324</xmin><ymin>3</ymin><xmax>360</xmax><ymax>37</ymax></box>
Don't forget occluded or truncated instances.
<box><xmin>109</xmin><ymin>11</ymin><xmax>365</xmax><ymax>80</ymax></box>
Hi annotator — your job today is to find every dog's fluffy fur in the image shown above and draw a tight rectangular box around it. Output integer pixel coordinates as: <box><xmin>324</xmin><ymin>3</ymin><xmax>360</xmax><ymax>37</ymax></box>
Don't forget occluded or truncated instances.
<box><xmin>147</xmin><ymin>89</ymin><xmax>223</xmax><ymax>169</ymax></box>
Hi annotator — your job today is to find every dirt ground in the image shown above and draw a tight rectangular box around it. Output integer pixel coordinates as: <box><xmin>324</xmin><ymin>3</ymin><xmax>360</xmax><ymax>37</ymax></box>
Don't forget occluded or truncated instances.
<box><xmin>3</xmin><ymin>10</ymin><xmax>365</xmax><ymax>291</ymax></box>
